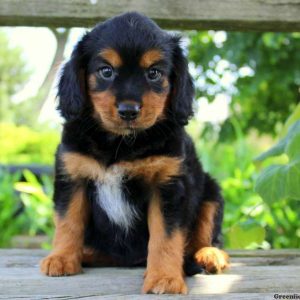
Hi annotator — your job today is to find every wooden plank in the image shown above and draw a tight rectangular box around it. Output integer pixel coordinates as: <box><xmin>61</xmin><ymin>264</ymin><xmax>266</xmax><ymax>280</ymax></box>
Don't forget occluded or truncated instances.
<box><xmin>1</xmin><ymin>248</ymin><xmax>299</xmax><ymax>257</ymax></box>
<box><xmin>1</xmin><ymin>249</ymin><xmax>300</xmax><ymax>267</ymax></box>
<box><xmin>0</xmin><ymin>0</ymin><xmax>300</xmax><ymax>31</ymax></box>
<box><xmin>229</xmin><ymin>249</ymin><xmax>300</xmax><ymax>257</ymax></box>
<box><xmin>0</xmin><ymin>293</ymin><xmax>282</xmax><ymax>299</ymax></box>
<box><xmin>1</xmin><ymin>266</ymin><xmax>299</xmax><ymax>295</ymax></box>
<box><xmin>0</xmin><ymin>249</ymin><xmax>299</xmax><ymax>297</ymax></box>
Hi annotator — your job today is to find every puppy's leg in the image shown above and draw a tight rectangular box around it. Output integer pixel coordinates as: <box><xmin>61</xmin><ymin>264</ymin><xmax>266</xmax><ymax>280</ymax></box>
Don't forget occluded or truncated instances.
<box><xmin>189</xmin><ymin>201</ymin><xmax>229</xmax><ymax>274</ymax></box>
<box><xmin>40</xmin><ymin>187</ymin><xmax>89</xmax><ymax>276</ymax></box>
<box><xmin>143</xmin><ymin>193</ymin><xmax>187</xmax><ymax>294</ymax></box>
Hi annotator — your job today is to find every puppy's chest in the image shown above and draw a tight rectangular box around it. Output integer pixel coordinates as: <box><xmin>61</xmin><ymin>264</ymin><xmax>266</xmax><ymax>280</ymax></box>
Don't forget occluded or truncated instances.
<box><xmin>63</xmin><ymin>152</ymin><xmax>182</xmax><ymax>231</ymax></box>
<box><xmin>94</xmin><ymin>165</ymin><xmax>145</xmax><ymax>232</ymax></box>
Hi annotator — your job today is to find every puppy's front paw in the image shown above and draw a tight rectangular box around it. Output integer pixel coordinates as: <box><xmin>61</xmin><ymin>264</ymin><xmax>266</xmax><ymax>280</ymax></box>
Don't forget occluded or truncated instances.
<box><xmin>142</xmin><ymin>273</ymin><xmax>187</xmax><ymax>294</ymax></box>
<box><xmin>194</xmin><ymin>247</ymin><xmax>229</xmax><ymax>274</ymax></box>
<box><xmin>40</xmin><ymin>254</ymin><xmax>82</xmax><ymax>276</ymax></box>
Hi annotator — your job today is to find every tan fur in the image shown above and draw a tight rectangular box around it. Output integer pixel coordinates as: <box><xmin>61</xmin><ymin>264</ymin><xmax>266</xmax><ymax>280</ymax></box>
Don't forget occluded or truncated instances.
<box><xmin>120</xmin><ymin>156</ymin><xmax>182</xmax><ymax>184</ymax></box>
<box><xmin>162</xmin><ymin>77</ymin><xmax>169</xmax><ymax>89</ymax></box>
<box><xmin>194</xmin><ymin>247</ymin><xmax>229</xmax><ymax>274</ymax></box>
<box><xmin>89</xmin><ymin>90</ymin><xmax>126</xmax><ymax>135</ymax></box>
<box><xmin>63</xmin><ymin>152</ymin><xmax>182</xmax><ymax>185</ymax></box>
<box><xmin>99</xmin><ymin>48</ymin><xmax>122</xmax><ymax>67</ymax></box>
<box><xmin>89</xmin><ymin>89</ymin><xmax>169</xmax><ymax>135</ymax></box>
<box><xmin>40</xmin><ymin>188</ymin><xmax>89</xmax><ymax>276</ymax></box>
<box><xmin>82</xmin><ymin>247</ymin><xmax>118</xmax><ymax>267</ymax></box>
<box><xmin>140</xmin><ymin>49</ymin><xmax>163</xmax><ymax>68</ymax></box>
<box><xmin>143</xmin><ymin>193</ymin><xmax>187</xmax><ymax>294</ymax></box>
<box><xmin>88</xmin><ymin>74</ymin><xmax>97</xmax><ymax>90</ymax></box>
<box><xmin>138</xmin><ymin>91</ymin><xmax>168</xmax><ymax>128</ymax></box>
<box><xmin>62</xmin><ymin>152</ymin><xmax>105</xmax><ymax>181</ymax></box>
<box><xmin>187</xmin><ymin>202</ymin><xmax>218</xmax><ymax>253</ymax></box>
<box><xmin>187</xmin><ymin>201</ymin><xmax>229</xmax><ymax>274</ymax></box>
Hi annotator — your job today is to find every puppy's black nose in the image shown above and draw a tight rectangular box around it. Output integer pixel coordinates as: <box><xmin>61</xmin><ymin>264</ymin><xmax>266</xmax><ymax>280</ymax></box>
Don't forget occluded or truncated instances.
<box><xmin>118</xmin><ymin>103</ymin><xmax>140</xmax><ymax>121</ymax></box>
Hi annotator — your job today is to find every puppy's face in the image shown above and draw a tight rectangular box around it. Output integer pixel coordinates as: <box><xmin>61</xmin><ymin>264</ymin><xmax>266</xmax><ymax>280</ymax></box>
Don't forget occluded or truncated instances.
<box><xmin>58</xmin><ymin>12</ymin><xmax>194</xmax><ymax>134</ymax></box>
<box><xmin>88</xmin><ymin>46</ymin><xmax>171</xmax><ymax>135</ymax></box>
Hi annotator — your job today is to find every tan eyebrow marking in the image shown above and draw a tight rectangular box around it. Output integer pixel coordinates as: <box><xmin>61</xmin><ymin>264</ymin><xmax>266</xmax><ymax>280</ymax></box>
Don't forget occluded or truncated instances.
<box><xmin>140</xmin><ymin>49</ymin><xmax>163</xmax><ymax>68</ymax></box>
<box><xmin>99</xmin><ymin>48</ymin><xmax>122</xmax><ymax>67</ymax></box>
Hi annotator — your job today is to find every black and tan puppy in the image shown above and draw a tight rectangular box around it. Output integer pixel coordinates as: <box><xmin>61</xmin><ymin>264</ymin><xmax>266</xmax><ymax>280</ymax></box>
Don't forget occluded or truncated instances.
<box><xmin>40</xmin><ymin>12</ymin><xmax>229</xmax><ymax>294</ymax></box>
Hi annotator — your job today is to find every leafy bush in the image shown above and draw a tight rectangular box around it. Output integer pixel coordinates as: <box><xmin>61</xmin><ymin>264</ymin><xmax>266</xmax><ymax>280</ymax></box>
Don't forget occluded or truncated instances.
<box><xmin>188</xmin><ymin>31</ymin><xmax>300</xmax><ymax>137</ymax></box>
<box><xmin>0</xmin><ymin>169</ymin><xmax>54</xmax><ymax>248</ymax></box>
<box><xmin>0</xmin><ymin>171</ymin><xmax>23</xmax><ymax>246</ymax></box>
<box><xmin>256</xmin><ymin>123</ymin><xmax>300</xmax><ymax>202</ymax></box>
<box><xmin>255</xmin><ymin>117</ymin><xmax>300</xmax><ymax>203</ymax></box>
<box><xmin>0</xmin><ymin>123</ymin><xmax>60</xmax><ymax>164</ymax></box>
<box><xmin>253</xmin><ymin>105</ymin><xmax>300</xmax><ymax>248</ymax></box>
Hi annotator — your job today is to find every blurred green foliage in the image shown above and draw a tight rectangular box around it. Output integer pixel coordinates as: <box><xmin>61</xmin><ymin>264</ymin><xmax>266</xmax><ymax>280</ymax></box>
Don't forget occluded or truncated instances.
<box><xmin>0</xmin><ymin>31</ymin><xmax>32</xmax><ymax>123</ymax></box>
<box><xmin>0</xmin><ymin>171</ymin><xmax>22</xmax><ymax>246</ymax></box>
<box><xmin>0</xmin><ymin>123</ymin><xmax>59</xmax><ymax>164</ymax></box>
<box><xmin>253</xmin><ymin>105</ymin><xmax>300</xmax><ymax>249</ymax></box>
<box><xmin>0</xmin><ymin>169</ymin><xmax>53</xmax><ymax>248</ymax></box>
<box><xmin>187</xmin><ymin>31</ymin><xmax>300</xmax><ymax>248</ymax></box>
<box><xmin>0</xmin><ymin>122</ymin><xmax>58</xmax><ymax>248</ymax></box>
<box><xmin>189</xmin><ymin>31</ymin><xmax>300</xmax><ymax>137</ymax></box>
<box><xmin>256</xmin><ymin>120</ymin><xmax>300</xmax><ymax>203</ymax></box>
<box><xmin>188</xmin><ymin>119</ymin><xmax>300</xmax><ymax>249</ymax></box>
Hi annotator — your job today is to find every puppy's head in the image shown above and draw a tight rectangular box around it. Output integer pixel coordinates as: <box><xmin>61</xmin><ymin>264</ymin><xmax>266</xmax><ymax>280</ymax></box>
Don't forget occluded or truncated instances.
<box><xmin>58</xmin><ymin>12</ymin><xmax>194</xmax><ymax>134</ymax></box>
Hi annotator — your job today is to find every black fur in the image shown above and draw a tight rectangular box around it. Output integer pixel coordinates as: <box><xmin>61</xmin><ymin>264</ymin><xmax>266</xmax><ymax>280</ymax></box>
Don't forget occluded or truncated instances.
<box><xmin>168</xmin><ymin>37</ymin><xmax>194</xmax><ymax>125</ymax></box>
<box><xmin>57</xmin><ymin>35</ymin><xmax>89</xmax><ymax>121</ymax></box>
<box><xmin>53</xmin><ymin>12</ymin><xmax>224</xmax><ymax>275</ymax></box>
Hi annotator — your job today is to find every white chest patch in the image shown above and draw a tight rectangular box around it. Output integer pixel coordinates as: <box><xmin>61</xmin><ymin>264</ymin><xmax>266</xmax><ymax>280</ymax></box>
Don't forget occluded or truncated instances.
<box><xmin>95</xmin><ymin>165</ymin><xmax>139</xmax><ymax>232</ymax></box>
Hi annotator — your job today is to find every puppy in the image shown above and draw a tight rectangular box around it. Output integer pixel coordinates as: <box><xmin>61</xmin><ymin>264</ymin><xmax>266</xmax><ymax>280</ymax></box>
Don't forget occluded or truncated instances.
<box><xmin>40</xmin><ymin>12</ymin><xmax>229</xmax><ymax>294</ymax></box>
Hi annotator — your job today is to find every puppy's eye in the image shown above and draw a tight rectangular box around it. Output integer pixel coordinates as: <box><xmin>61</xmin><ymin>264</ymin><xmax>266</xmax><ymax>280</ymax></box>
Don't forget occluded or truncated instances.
<box><xmin>146</xmin><ymin>68</ymin><xmax>162</xmax><ymax>82</ymax></box>
<box><xmin>98</xmin><ymin>66</ymin><xmax>114</xmax><ymax>79</ymax></box>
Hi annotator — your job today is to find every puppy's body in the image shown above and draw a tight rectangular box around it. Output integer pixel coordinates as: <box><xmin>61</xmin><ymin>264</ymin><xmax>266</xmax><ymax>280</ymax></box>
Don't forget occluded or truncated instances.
<box><xmin>41</xmin><ymin>12</ymin><xmax>229</xmax><ymax>294</ymax></box>
<box><xmin>56</xmin><ymin>121</ymin><xmax>222</xmax><ymax>267</ymax></box>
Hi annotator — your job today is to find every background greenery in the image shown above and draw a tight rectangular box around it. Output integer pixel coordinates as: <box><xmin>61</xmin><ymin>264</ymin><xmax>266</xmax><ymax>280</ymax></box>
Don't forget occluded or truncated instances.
<box><xmin>189</xmin><ymin>31</ymin><xmax>300</xmax><ymax>138</ymax></box>
<box><xmin>0</xmin><ymin>30</ymin><xmax>299</xmax><ymax>249</ymax></box>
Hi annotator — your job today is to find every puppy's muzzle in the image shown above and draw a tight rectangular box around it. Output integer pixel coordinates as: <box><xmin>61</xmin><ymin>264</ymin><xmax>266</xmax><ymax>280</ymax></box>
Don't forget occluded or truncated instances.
<box><xmin>118</xmin><ymin>102</ymin><xmax>140</xmax><ymax>121</ymax></box>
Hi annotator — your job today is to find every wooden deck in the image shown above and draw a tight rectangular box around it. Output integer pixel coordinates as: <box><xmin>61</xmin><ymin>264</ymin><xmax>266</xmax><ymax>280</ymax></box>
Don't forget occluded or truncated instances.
<box><xmin>0</xmin><ymin>249</ymin><xmax>299</xmax><ymax>299</ymax></box>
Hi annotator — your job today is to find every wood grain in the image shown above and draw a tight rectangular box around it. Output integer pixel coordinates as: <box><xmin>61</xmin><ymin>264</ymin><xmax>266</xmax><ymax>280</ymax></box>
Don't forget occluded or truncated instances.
<box><xmin>0</xmin><ymin>0</ymin><xmax>300</xmax><ymax>31</ymax></box>
<box><xmin>0</xmin><ymin>249</ymin><xmax>299</xmax><ymax>298</ymax></box>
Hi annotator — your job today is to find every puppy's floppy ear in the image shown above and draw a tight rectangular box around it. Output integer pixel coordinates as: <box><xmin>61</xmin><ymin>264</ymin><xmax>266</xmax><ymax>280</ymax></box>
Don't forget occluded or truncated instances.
<box><xmin>57</xmin><ymin>33</ymin><xmax>89</xmax><ymax>121</ymax></box>
<box><xmin>169</xmin><ymin>36</ymin><xmax>194</xmax><ymax>126</ymax></box>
